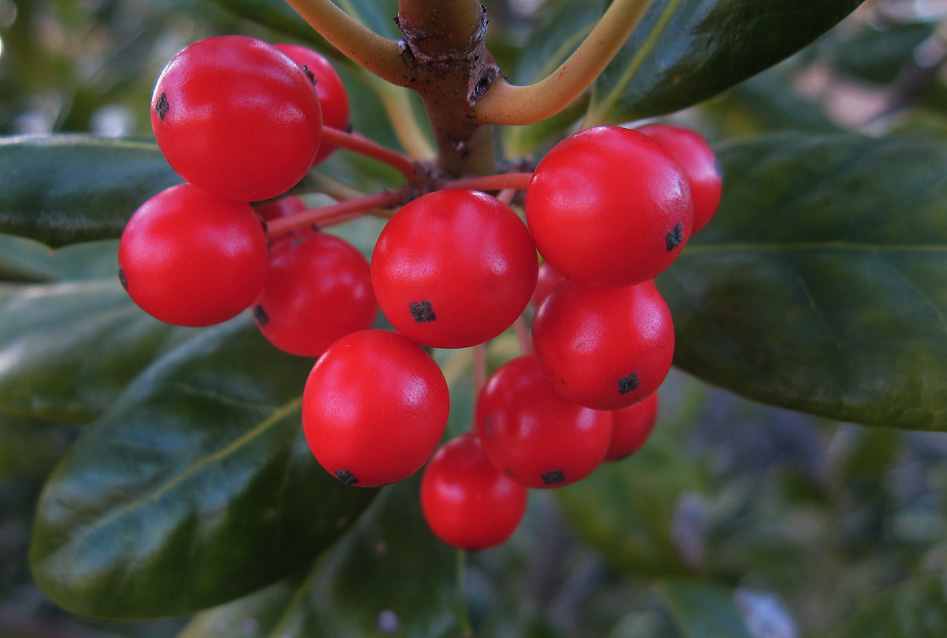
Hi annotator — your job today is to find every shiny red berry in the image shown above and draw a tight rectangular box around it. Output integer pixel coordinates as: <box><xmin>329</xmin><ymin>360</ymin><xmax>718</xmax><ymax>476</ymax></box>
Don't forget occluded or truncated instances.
<box><xmin>118</xmin><ymin>184</ymin><xmax>269</xmax><ymax>327</ymax></box>
<box><xmin>421</xmin><ymin>433</ymin><xmax>528</xmax><ymax>550</ymax></box>
<box><xmin>151</xmin><ymin>35</ymin><xmax>322</xmax><ymax>202</ymax></box>
<box><xmin>526</xmin><ymin>126</ymin><xmax>694</xmax><ymax>287</ymax></box>
<box><xmin>371</xmin><ymin>189</ymin><xmax>538</xmax><ymax>349</ymax></box>
<box><xmin>253</xmin><ymin>228</ymin><xmax>377</xmax><ymax>357</ymax></box>
<box><xmin>637</xmin><ymin>124</ymin><xmax>722</xmax><ymax>235</ymax></box>
<box><xmin>274</xmin><ymin>43</ymin><xmax>350</xmax><ymax>166</ymax></box>
<box><xmin>476</xmin><ymin>355</ymin><xmax>612</xmax><ymax>489</ymax></box>
<box><xmin>604</xmin><ymin>390</ymin><xmax>659</xmax><ymax>461</ymax></box>
<box><xmin>532</xmin><ymin>279</ymin><xmax>674</xmax><ymax>410</ymax></box>
<box><xmin>302</xmin><ymin>330</ymin><xmax>450</xmax><ymax>488</ymax></box>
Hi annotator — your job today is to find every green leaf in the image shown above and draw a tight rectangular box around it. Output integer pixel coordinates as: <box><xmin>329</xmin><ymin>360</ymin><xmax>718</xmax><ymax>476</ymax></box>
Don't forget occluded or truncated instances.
<box><xmin>836</xmin><ymin>575</ymin><xmax>947</xmax><ymax>638</ymax></box>
<box><xmin>331</xmin><ymin>0</ymin><xmax>401</xmax><ymax>41</ymax></box>
<box><xmin>657</xmin><ymin>580</ymin><xmax>753</xmax><ymax>638</ymax></box>
<box><xmin>30</xmin><ymin>318</ymin><xmax>376</xmax><ymax>618</ymax></box>
<box><xmin>201</xmin><ymin>0</ymin><xmax>331</xmax><ymax>50</ymax></box>
<box><xmin>660</xmin><ymin>132</ymin><xmax>947</xmax><ymax>430</ymax></box>
<box><xmin>179</xmin><ymin>478</ymin><xmax>466</xmax><ymax>637</ymax></box>
<box><xmin>0</xmin><ymin>276</ymin><xmax>185</xmax><ymax>422</ymax></box>
<box><xmin>588</xmin><ymin>0</ymin><xmax>864</xmax><ymax>123</ymax></box>
<box><xmin>0</xmin><ymin>136</ymin><xmax>180</xmax><ymax>247</ymax></box>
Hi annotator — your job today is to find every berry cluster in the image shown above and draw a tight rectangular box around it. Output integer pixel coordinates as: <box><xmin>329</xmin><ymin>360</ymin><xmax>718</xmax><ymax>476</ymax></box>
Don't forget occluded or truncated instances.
<box><xmin>120</xmin><ymin>34</ymin><xmax>721</xmax><ymax>552</ymax></box>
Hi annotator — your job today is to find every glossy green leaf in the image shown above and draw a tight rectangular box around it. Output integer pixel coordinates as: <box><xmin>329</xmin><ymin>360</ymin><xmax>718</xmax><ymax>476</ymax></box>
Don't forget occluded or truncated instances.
<box><xmin>0</xmin><ymin>277</ymin><xmax>185</xmax><ymax>422</ymax></box>
<box><xmin>179</xmin><ymin>478</ymin><xmax>465</xmax><ymax>637</ymax></box>
<box><xmin>202</xmin><ymin>0</ymin><xmax>330</xmax><ymax>50</ymax></box>
<box><xmin>588</xmin><ymin>0</ymin><xmax>864</xmax><ymax>123</ymax></box>
<box><xmin>657</xmin><ymin>580</ymin><xmax>753</xmax><ymax>638</ymax></box>
<box><xmin>660</xmin><ymin>132</ymin><xmax>947</xmax><ymax>430</ymax></box>
<box><xmin>0</xmin><ymin>136</ymin><xmax>180</xmax><ymax>247</ymax></box>
<box><xmin>30</xmin><ymin>318</ymin><xmax>376</xmax><ymax>618</ymax></box>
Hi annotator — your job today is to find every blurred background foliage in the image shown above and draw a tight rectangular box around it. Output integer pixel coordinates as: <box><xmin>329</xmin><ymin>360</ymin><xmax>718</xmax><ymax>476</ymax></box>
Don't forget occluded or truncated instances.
<box><xmin>2</xmin><ymin>0</ymin><xmax>947</xmax><ymax>637</ymax></box>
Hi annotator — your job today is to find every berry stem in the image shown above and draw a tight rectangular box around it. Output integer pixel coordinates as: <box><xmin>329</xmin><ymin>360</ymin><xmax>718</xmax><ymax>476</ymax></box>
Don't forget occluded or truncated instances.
<box><xmin>267</xmin><ymin>189</ymin><xmax>402</xmax><ymax>236</ymax></box>
<box><xmin>439</xmin><ymin>172</ymin><xmax>533</xmax><ymax>193</ymax></box>
<box><xmin>472</xmin><ymin>0</ymin><xmax>654</xmax><ymax>125</ymax></box>
<box><xmin>282</xmin><ymin>0</ymin><xmax>409</xmax><ymax>85</ymax></box>
<box><xmin>321</xmin><ymin>126</ymin><xmax>426</xmax><ymax>182</ymax></box>
<box><xmin>268</xmin><ymin>169</ymin><xmax>531</xmax><ymax>237</ymax></box>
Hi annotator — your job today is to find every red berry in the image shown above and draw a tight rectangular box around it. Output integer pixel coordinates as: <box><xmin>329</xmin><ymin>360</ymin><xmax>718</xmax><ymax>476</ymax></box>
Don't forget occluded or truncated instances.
<box><xmin>274</xmin><ymin>43</ymin><xmax>350</xmax><ymax>166</ymax></box>
<box><xmin>525</xmin><ymin>126</ymin><xmax>694</xmax><ymax>287</ymax></box>
<box><xmin>255</xmin><ymin>195</ymin><xmax>307</xmax><ymax>223</ymax></box>
<box><xmin>253</xmin><ymin>229</ymin><xmax>377</xmax><ymax>357</ymax></box>
<box><xmin>302</xmin><ymin>330</ymin><xmax>450</xmax><ymax>488</ymax></box>
<box><xmin>421</xmin><ymin>433</ymin><xmax>528</xmax><ymax>550</ymax></box>
<box><xmin>604</xmin><ymin>390</ymin><xmax>659</xmax><ymax>461</ymax></box>
<box><xmin>637</xmin><ymin>124</ymin><xmax>722</xmax><ymax>235</ymax></box>
<box><xmin>532</xmin><ymin>279</ymin><xmax>674</xmax><ymax>410</ymax></box>
<box><xmin>118</xmin><ymin>184</ymin><xmax>269</xmax><ymax>327</ymax></box>
<box><xmin>532</xmin><ymin>261</ymin><xmax>564</xmax><ymax>311</ymax></box>
<box><xmin>475</xmin><ymin>355</ymin><xmax>612</xmax><ymax>489</ymax></box>
<box><xmin>151</xmin><ymin>35</ymin><xmax>322</xmax><ymax>202</ymax></box>
<box><xmin>371</xmin><ymin>189</ymin><xmax>538</xmax><ymax>349</ymax></box>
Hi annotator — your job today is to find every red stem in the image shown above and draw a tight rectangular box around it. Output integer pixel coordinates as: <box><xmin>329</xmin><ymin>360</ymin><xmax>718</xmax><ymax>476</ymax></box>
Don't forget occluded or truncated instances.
<box><xmin>441</xmin><ymin>172</ymin><xmax>532</xmax><ymax>193</ymax></box>
<box><xmin>321</xmin><ymin>127</ymin><xmax>425</xmax><ymax>182</ymax></box>
<box><xmin>267</xmin><ymin>189</ymin><xmax>403</xmax><ymax>236</ymax></box>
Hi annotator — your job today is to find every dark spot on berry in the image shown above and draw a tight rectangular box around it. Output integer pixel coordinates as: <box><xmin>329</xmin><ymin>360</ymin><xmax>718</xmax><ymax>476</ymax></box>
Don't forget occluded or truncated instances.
<box><xmin>504</xmin><ymin>467</ymin><xmax>515</xmax><ymax>477</ymax></box>
<box><xmin>253</xmin><ymin>305</ymin><xmax>269</xmax><ymax>326</ymax></box>
<box><xmin>666</xmin><ymin>222</ymin><xmax>684</xmax><ymax>251</ymax></box>
<box><xmin>542</xmin><ymin>470</ymin><xmax>565</xmax><ymax>485</ymax></box>
<box><xmin>300</xmin><ymin>64</ymin><xmax>317</xmax><ymax>85</ymax></box>
<box><xmin>346</xmin><ymin>122</ymin><xmax>354</xmax><ymax>134</ymax></box>
<box><xmin>335</xmin><ymin>469</ymin><xmax>359</xmax><ymax>485</ymax></box>
<box><xmin>118</xmin><ymin>268</ymin><xmax>128</xmax><ymax>290</ymax></box>
<box><xmin>154</xmin><ymin>92</ymin><xmax>169</xmax><ymax>121</ymax></box>
<box><xmin>618</xmin><ymin>372</ymin><xmax>639</xmax><ymax>394</ymax></box>
<box><xmin>410</xmin><ymin>301</ymin><xmax>436</xmax><ymax>323</ymax></box>
<box><xmin>311</xmin><ymin>223</ymin><xmax>321</xmax><ymax>232</ymax></box>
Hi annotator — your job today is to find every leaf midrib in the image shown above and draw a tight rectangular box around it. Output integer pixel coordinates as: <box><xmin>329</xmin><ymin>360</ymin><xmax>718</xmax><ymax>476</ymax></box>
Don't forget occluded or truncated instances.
<box><xmin>41</xmin><ymin>396</ymin><xmax>304</xmax><ymax>559</ymax></box>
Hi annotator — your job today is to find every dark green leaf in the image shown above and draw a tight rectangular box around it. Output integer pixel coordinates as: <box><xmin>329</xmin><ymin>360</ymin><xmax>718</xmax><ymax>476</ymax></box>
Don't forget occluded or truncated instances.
<box><xmin>837</xmin><ymin>575</ymin><xmax>947</xmax><ymax>638</ymax></box>
<box><xmin>179</xmin><ymin>478</ymin><xmax>465</xmax><ymax>637</ymax></box>
<box><xmin>660</xmin><ymin>132</ymin><xmax>947</xmax><ymax>430</ymax></box>
<box><xmin>331</xmin><ymin>0</ymin><xmax>401</xmax><ymax>41</ymax></box>
<box><xmin>202</xmin><ymin>0</ymin><xmax>332</xmax><ymax>50</ymax></box>
<box><xmin>657</xmin><ymin>580</ymin><xmax>753</xmax><ymax>638</ymax></box>
<box><xmin>0</xmin><ymin>237</ymin><xmax>128</xmax><ymax>284</ymax></box>
<box><xmin>30</xmin><ymin>318</ymin><xmax>375</xmax><ymax>618</ymax></box>
<box><xmin>0</xmin><ymin>276</ymin><xmax>185</xmax><ymax>422</ymax></box>
<box><xmin>588</xmin><ymin>0</ymin><xmax>864</xmax><ymax>123</ymax></box>
<box><xmin>0</xmin><ymin>136</ymin><xmax>181</xmax><ymax>247</ymax></box>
